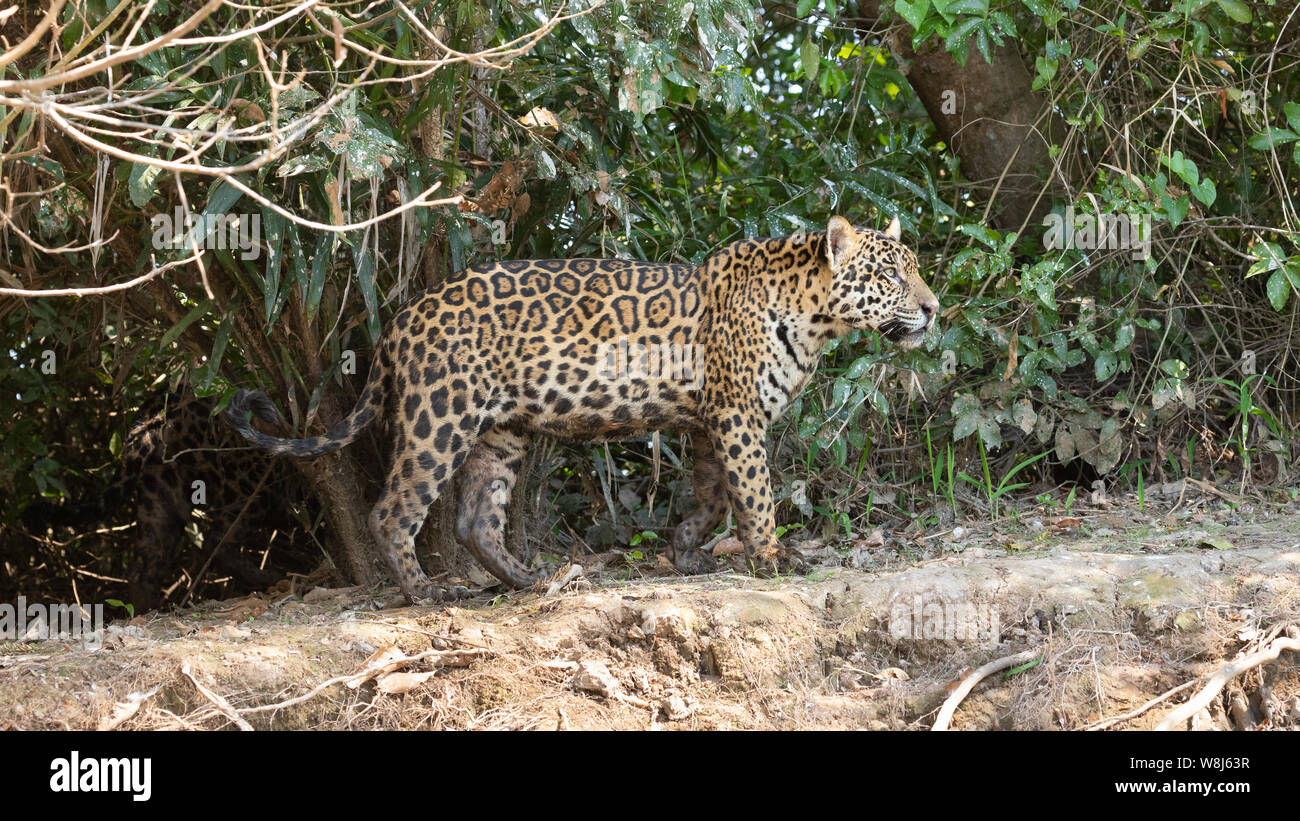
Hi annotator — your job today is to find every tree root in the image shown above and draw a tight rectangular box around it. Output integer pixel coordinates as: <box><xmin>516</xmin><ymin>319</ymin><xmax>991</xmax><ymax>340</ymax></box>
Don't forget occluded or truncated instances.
<box><xmin>932</xmin><ymin>649</ymin><xmax>1040</xmax><ymax>731</ymax></box>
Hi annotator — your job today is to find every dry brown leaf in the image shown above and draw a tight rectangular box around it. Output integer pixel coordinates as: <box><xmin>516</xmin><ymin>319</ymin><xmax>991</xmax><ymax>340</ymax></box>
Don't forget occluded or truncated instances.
<box><xmin>876</xmin><ymin>667</ymin><xmax>910</xmax><ymax>681</ymax></box>
<box><xmin>375</xmin><ymin>670</ymin><xmax>436</xmax><ymax>695</ymax></box>
<box><xmin>324</xmin><ymin>174</ymin><xmax>344</xmax><ymax>227</ymax></box>
<box><xmin>518</xmin><ymin>106</ymin><xmax>559</xmax><ymax>132</ymax></box>
<box><xmin>1003</xmin><ymin>329</ymin><xmax>1018</xmax><ymax>381</ymax></box>
<box><xmin>713</xmin><ymin>536</ymin><xmax>744</xmax><ymax>557</ymax></box>
<box><xmin>852</xmin><ymin>528</ymin><xmax>885</xmax><ymax>550</ymax></box>
<box><xmin>347</xmin><ymin>645</ymin><xmax>407</xmax><ymax>689</ymax></box>
<box><xmin>230</xmin><ymin>98</ymin><xmax>266</xmax><ymax>123</ymax></box>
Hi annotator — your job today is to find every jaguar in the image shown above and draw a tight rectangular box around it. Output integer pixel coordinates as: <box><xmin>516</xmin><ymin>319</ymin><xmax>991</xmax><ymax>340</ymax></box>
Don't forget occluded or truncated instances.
<box><xmin>226</xmin><ymin>215</ymin><xmax>939</xmax><ymax>603</ymax></box>
<box><xmin>25</xmin><ymin>395</ymin><xmax>313</xmax><ymax>609</ymax></box>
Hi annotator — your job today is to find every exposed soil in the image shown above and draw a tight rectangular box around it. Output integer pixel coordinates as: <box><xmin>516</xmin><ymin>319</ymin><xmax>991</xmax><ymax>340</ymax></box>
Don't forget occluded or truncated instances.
<box><xmin>3</xmin><ymin>486</ymin><xmax>1299</xmax><ymax>731</ymax></box>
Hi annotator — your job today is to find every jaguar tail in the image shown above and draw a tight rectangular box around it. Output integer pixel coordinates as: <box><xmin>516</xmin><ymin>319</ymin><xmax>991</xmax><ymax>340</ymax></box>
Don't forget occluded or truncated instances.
<box><xmin>225</xmin><ymin>348</ymin><xmax>389</xmax><ymax>458</ymax></box>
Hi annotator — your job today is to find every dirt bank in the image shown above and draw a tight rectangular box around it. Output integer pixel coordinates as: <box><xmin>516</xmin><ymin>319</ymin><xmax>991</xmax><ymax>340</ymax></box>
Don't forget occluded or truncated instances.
<box><xmin>3</xmin><ymin>502</ymin><xmax>1299</xmax><ymax>730</ymax></box>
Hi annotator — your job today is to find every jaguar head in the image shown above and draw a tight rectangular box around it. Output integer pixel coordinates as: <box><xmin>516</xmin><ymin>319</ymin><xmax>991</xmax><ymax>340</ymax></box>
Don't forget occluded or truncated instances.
<box><xmin>824</xmin><ymin>215</ymin><xmax>939</xmax><ymax>350</ymax></box>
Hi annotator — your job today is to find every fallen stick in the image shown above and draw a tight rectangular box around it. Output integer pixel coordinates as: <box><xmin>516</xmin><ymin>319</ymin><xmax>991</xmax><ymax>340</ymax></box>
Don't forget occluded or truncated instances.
<box><xmin>182</xmin><ymin>661</ymin><xmax>253</xmax><ymax>731</ymax></box>
<box><xmin>1084</xmin><ymin>679</ymin><xmax>1198</xmax><ymax>731</ymax></box>
<box><xmin>544</xmin><ymin>564</ymin><xmax>584</xmax><ymax>597</ymax></box>
<box><xmin>1155</xmin><ymin>632</ymin><xmax>1300</xmax><ymax>731</ymax></box>
<box><xmin>932</xmin><ymin>650</ymin><xmax>1040</xmax><ymax>731</ymax></box>
<box><xmin>238</xmin><ymin>647</ymin><xmax>489</xmax><ymax>715</ymax></box>
<box><xmin>1185</xmin><ymin>477</ymin><xmax>1241</xmax><ymax>503</ymax></box>
<box><xmin>98</xmin><ymin>683</ymin><xmax>164</xmax><ymax>731</ymax></box>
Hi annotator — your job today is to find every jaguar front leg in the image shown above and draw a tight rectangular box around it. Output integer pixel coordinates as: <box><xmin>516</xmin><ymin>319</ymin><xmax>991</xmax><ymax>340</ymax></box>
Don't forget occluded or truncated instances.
<box><xmin>708</xmin><ymin>422</ymin><xmax>807</xmax><ymax>577</ymax></box>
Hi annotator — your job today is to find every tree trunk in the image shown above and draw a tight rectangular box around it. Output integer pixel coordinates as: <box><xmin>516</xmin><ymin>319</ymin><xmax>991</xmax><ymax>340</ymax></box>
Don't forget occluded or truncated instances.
<box><xmin>857</xmin><ymin>3</ymin><xmax>1067</xmax><ymax>230</ymax></box>
<box><xmin>414</xmin><ymin>35</ymin><xmax>477</xmax><ymax>581</ymax></box>
<box><xmin>296</xmin><ymin>449</ymin><xmax>382</xmax><ymax>587</ymax></box>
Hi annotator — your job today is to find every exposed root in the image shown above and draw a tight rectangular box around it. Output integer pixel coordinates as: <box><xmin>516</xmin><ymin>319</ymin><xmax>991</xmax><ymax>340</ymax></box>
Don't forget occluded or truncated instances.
<box><xmin>1155</xmin><ymin>623</ymin><xmax>1300</xmax><ymax>731</ymax></box>
<box><xmin>932</xmin><ymin>650</ymin><xmax>1041</xmax><ymax>731</ymax></box>
<box><xmin>1084</xmin><ymin>680</ymin><xmax>1198</xmax><ymax>731</ymax></box>
<box><xmin>182</xmin><ymin>661</ymin><xmax>253</xmax><ymax>730</ymax></box>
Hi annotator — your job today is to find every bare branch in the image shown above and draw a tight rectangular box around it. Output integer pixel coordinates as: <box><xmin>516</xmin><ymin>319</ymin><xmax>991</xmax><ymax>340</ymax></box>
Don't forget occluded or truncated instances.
<box><xmin>0</xmin><ymin>252</ymin><xmax>202</xmax><ymax>298</ymax></box>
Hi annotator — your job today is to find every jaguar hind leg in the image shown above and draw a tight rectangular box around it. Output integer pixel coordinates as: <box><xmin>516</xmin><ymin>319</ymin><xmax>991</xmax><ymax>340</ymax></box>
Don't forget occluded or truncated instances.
<box><xmin>368</xmin><ymin>376</ymin><xmax>491</xmax><ymax>602</ymax></box>
<box><xmin>668</xmin><ymin>432</ymin><xmax>728</xmax><ymax>575</ymax></box>
<box><xmin>455</xmin><ymin>428</ymin><xmax>552</xmax><ymax>588</ymax></box>
<box><xmin>369</xmin><ymin>449</ymin><xmax>472</xmax><ymax>603</ymax></box>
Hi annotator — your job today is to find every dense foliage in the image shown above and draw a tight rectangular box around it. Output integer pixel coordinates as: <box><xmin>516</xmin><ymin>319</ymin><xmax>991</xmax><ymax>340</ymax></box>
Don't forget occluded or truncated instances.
<box><xmin>3</xmin><ymin>0</ymin><xmax>1298</xmax><ymax>601</ymax></box>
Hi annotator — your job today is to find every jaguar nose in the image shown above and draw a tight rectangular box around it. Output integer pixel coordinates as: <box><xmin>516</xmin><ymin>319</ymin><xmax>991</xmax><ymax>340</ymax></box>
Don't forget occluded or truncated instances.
<box><xmin>921</xmin><ymin>297</ymin><xmax>940</xmax><ymax>323</ymax></box>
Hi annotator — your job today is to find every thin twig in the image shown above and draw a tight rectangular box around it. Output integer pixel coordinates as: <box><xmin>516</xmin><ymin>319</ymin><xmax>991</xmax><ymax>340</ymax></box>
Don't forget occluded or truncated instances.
<box><xmin>1084</xmin><ymin>679</ymin><xmax>1198</xmax><ymax>731</ymax></box>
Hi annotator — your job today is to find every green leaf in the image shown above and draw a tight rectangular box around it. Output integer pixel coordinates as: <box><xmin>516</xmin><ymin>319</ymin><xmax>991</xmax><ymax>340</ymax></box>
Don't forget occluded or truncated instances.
<box><xmin>158</xmin><ymin>299</ymin><xmax>215</xmax><ymax>351</ymax></box>
<box><xmin>1246</xmin><ymin>242</ymin><xmax>1285</xmax><ymax>277</ymax></box>
<box><xmin>796</xmin><ymin>0</ymin><xmax>817</xmax><ymax>17</ymax></box>
<box><xmin>181</xmin><ymin>180</ymin><xmax>244</xmax><ymax>253</ymax></box>
<box><xmin>944</xmin><ymin>17</ymin><xmax>982</xmax><ymax>56</ymax></box>
<box><xmin>1266</xmin><ymin>268</ymin><xmax>1291</xmax><ymax>311</ymax></box>
<box><xmin>1214</xmin><ymin>0</ymin><xmax>1251</xmax><ymax>23</ymax></box>
<box><xmin>979</xmin><ymin>417</ymin><xmax>1002</xmax><ymax>450</ymax></box>
<box><xmin>944</xmin><ymin>0</ymin><xmax>991</xmax><ymax>16</ymax></box>
<box><xmin>306</xmin><ymin>231</ymin><xmax>332</xmax><ymax>320</ymax></box>
<box><xmin>1190</xmin><ymin>177</ymin><xmax>1216</xmax><ymax>207</ymax></box>
<box><xmin>1128</xmin><ymin>34</ymin><xmax>1153</xmax><ymax>61</ymax></box>
<box><xmin>845</xmin><ymin>354</ymin><xmax>872</xmax><ymax>380</ymax></box>
<box><xmin>202</xmin><ymin>310</ymin><xmax>235</xmax><ymax>389</ymax></box>
<box><xmin>353</xmin><ymin>243</ymin><xmax>380</xmax><ymax>342</ymax></box>
<box><xmin>957</xmin><ymin>223</ymin><xmax>1001</xmax><ymax>248</ymax></box>
<box><xmin>128</xmin><ymin>161</ymin><xmax>162</xmax><ymax>208</ymax></box>
<box><xmin>260</xmin><ymin>209</ymin><xmax>285</xmax><ymax>323</ymax></box>
<box><xmin>1094</xmin><ymin>350</ymin><xmax>1117</xmax><ymax>381</ymax></box>
<box><xmin>800</xmin><ymin>38</ymin><xmax>819</xmax><ymax>83</ymax></box>
<box><xmin>1160</xmin><ymin>193</ymin><xmax>1189</xmax><ymax>228</ymax></box>
<box><xmin>276</xmin><ymin>154</ymin><xmax>330</xmax><ymax>178</ymax></box>
<box><xmin>1285</xmin><ymin>102</ymin><xmax>1300</xmax><ymax>131</ymax></box>
<box><xmin>1032</xmin><ymin>55</ymin><xmax>1058</xmax><ymax>90</ymax></box>
<box><xmin>1248</xmin><ymin>128</ymin><xmax>1300</xmax><ymax>151</ymax></box>
<box><xmin>1160</xmin><ymin>359</ymin><xmax>1189</xmax><ymax>378</ymax></box>
<box><xmin>893</xmin><ymin>0</ymin><xmax>931</xmax><ymax>29</ymax></box>
<box><xmin>831</xmin><ymin>376</ymin><xmax>853</xmax><ymax>408</ymax></box>
<box><xmin>953</xmin><ymin>412</ymin><xmax>979</xmax><ymax>440</ymax></box>
<box><xmin>1112</xmin><ymin>322</ymin><xmax>1135</xmax><ymax>351</ymax></box>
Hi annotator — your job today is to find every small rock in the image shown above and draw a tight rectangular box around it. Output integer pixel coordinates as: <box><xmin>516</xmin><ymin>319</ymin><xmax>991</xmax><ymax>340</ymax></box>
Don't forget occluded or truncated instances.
<box><xmin>571</xmin><ymin>660</ymin><xmax>619</xmax><ymax>698</ymax></box>
<box><xmin>1198</xmin><ymin>537</ymin><xmax>1235</xmax><ymax>551</ymax></box>
<box><xmin>303</xmin><ymin>586</ymin><xmax>334</xmax><ymax>603</ymax></box>
<box><xmin>659</xmin><ymin>695</ymin><xmax>692</xmax><ymax>721</ymax></box>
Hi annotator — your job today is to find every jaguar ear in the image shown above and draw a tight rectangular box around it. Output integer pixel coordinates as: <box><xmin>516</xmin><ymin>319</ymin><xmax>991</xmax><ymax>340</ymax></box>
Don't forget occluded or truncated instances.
<box><xmin>826</xmin><ymin>216</ymin><xmax>857</xmax><ymax>270</ymax></box>
<box><xmin>884</xmin><ymin>216</ymin><xmax>901</xmax><ymax>241</ymax></box>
